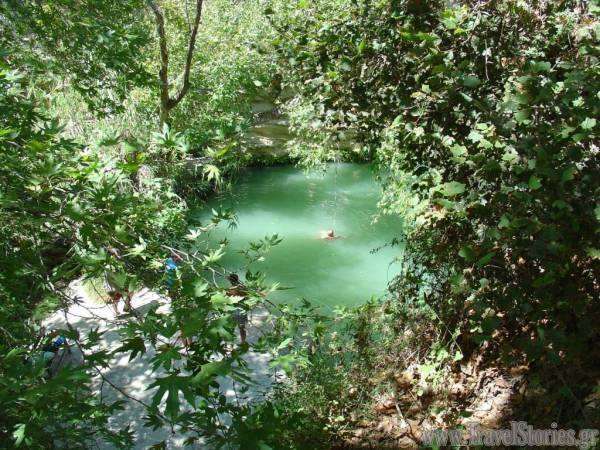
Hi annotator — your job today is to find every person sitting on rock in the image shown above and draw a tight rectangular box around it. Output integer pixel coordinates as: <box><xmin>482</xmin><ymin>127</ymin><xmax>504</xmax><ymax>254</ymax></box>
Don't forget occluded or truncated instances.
<box><xmin>36</xmin><ymin>330</ymin><xmax>80</xmax><ymax>379</ymax></box>
<box><xmin>104</xmin><ymin>271</ymin><xmax>132</xmax><ymax>315</ymax></box>
<box><xmin>165</xmin><ymin>251</ymin><xmax>183</xmax><ymax>291</ymax></box>
<box><xmin>104</xmin><ymin>247</ymin><xmax>134</xmax><ymax>315</ymax></box>
<box><xmin>41</xmin><ymin>332</ymin><xmax>67</xmax><ymax>365</ymax></box>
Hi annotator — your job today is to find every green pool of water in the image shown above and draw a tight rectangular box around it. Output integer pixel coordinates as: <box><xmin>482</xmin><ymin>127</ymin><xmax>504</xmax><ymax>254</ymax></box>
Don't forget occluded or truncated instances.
<box><xmin>194</xmin><ymin>163</ymin><xmax>403</xmax><ymax>309</ymax></box>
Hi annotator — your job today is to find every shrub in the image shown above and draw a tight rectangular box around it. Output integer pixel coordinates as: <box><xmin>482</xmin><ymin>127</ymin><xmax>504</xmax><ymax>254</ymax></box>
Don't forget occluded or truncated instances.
<box><xmin>274</xmin><ymin>0</ymin><xmax>600</xmax><ymax>367</ymax></box>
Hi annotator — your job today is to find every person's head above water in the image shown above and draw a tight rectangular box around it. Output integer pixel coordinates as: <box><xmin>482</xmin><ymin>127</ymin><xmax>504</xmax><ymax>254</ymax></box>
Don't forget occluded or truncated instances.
<box><xmin>319</xmin><ymin>229</ymin><xmax>336</xmax><ymax>239</ymax></box>
<box><xmin>228</xmin><ymin>273</ymin><xmax>241</xmax><ymax>285</ymax></box>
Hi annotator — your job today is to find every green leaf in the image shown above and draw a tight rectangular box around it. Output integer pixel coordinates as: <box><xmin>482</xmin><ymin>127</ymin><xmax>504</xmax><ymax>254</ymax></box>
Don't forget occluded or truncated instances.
<box><xmin>561</xmin><ymin>166</ymin><xmax>577</xmax><ymax>182</ymax></box>
<box><xmin>438</xmin><ymin>181</ymin><xmax>466</xmax><ymax>197</ymax></box>
<box><xmin>581</xmin><ymin>117</ymin><xmax>596</xmax><ymax>130</ymax></box>
<box><xmin>125</xmin><ymin>238</ymin><xmax>147</xmax><ymax>257</ymax></box>
<box><xmin>269</xmin><ymin>353</ymin><xmax>308</xmax><ymax>375</ymax></box>
<box><xmin>476</xmin><ymin>252</ymin><xmax>496</xmax><ymax>268</ymax></box>
<box><xmin>560</xmin><ymin>125</ymin><xmax>575</xmax><ymax>138</ymax></box>
<box><xmin>210</xmin><ymin>292</ymin><xmax>233</xmax><ymax>309</ymax></box>
<box><xmin>277</xmin><ymin>337</ymin><xmax>293</xmax><ymax>351</ymax></box>
<box><xmin>528</xmin><ymin>175</ymin><xmax>542</xmax><ymax>190</ymax></box>
<box><xmin>114</xmin><ymin>337</ymin><xmax>146</xmax><ymax>361</ymax></box>
<box><xmin>203</xmin><ymin>247</ymin><xmax>224</xmax><ymax>264</ymax></box>
<box><xmin>148</xmin><ymin>374</ymin><xmax>195</xmax><ymax>418</ymax></box>
<box><xmin>193</xmin><ymin>281</ymin><xmax>208</xmax><ymax>298</ymax></box>
<box><xmin>586</xmin><ymin>248</ymin><xmax>600</xmax><ymax>259</ymax></box>
<box><xmin>191</xmin><ymin>360</ymin><xmax>231</xmax><ymax>386</ymax></box>
<box><xmin>498</xmin><ymin>215</ymin><xmax>511</xmax><ymax>228</ymax></box>
<box><xmin>5</xmin><ymin>347</ymin><xmax>26</xmax><ymax>361</ymax></box>
<box><xmin>203</xmin><ymin>164</ymin><xmax>221</xmax><ymax>184</ymax></box>
<box><xmin>207</xmin><ymin>316</ymin><xmax>234</xmax><ymax>340</ymax></box>
<box><xmin>450</xmin><ymin>144</ymin><xmax>467</xmax><ymax>157</ymax></box>
<box><xmin>468</xmin><ymin>130</ymin><xmax>483</xmax><ymax>142</ymax></box>
<box><xmin>459</xmin><ymin>246</ymin><xmax>475</xmax><ymax>262</ymax></box>
<box><xmin>460</xmin><ymin>92</ymin><xmax>473</xmax><ymax>102</ymax></box>
<box><xmin>151</xmin><ymin>346</ymin><xmax>182</xmax><ymax>371</ymax></box>
<box><xmin>180</xmin><ymin>311</ymin><xmax>206</xmax><ymax>338</ymax></box>
<box><xmin>13</xmin><ymin>423</ymin><xmax>26</xmax><ymax>447</ymax></box>
<box><xmin>450</xmin><ymin>273</ymin><xmax>467</xmax><ymax>294</ymax></box>
<box><xmin>441</xmin><ymin>13</ymin><xmax>458</xmax><ymax>30</ymax></box>
<box><xmin>515</xmin><ymin>109</ymin><xmax>531</xmax><ymax>123</ymax></box>
<box><xmin>357</xmin><ymin>39</ymin><xmax>366</xmax><ymax>55</ymax></box>
<box><xmin>462</xmin><ymin>75</ymin><xmax>480</xmax><ymax>88</ymax></box>
<box><xmin>530</xmin><ymin>61</ymin><xmax>551</xmax><ymax>72</ymax></box>
<box><xmin>502</xmin><ymin>148</ymin><xmax>519</xmax><ymax>164</ymax></box>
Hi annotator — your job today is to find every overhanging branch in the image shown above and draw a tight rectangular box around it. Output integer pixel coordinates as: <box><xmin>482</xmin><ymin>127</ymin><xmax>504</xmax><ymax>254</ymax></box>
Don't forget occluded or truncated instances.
<box><xmin>170</xmin><ymin>0</ymin><xmax>203</xmax><ymax>108</ymax></box>
<box><xmin>148</xmin><ymin>0</ymin><xmax>170</xmax><ymax>114</ymax></box>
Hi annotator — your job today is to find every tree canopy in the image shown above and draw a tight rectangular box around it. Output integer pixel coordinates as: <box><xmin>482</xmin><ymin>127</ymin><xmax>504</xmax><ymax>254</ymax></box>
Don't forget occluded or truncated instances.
<box><xmin>1</xmin><ymin>0</ymin><xmax>599</xmax><ymax>447</ymax></box>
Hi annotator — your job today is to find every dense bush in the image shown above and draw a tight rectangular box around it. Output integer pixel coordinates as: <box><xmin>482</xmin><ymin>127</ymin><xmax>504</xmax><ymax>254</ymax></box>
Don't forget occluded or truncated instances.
<box><xmin>1</xmin><ymin>0</ymin><xmax>152</xmax><ymax>115</ymax></box>
<box><xmin>0</xmin><ymin>58</ymin><xmax>187</xmax><ymax>446</ymax></box>
<box><xmin>0</xmin><ymin>1</ymin><xmax>285</xmax><ymax>445</ymax></box>
<box><xmin>0</xmin><ymin>55</ymin><xmax>289</xmax><ymax>448</ymax></box>
<box><xmin>274</xmin><ymin>0</ymin><xmax>599</xmax><ymax>369</ymax></box>
<box><xmin>169</xmin><ymin>0</ymin><xmax>277</xmax><ymax>148</ymax></box>
<box><xmin>2</xmin><ymin>0</ymin><xmax>598</xmax><ymax>446</ymax></box>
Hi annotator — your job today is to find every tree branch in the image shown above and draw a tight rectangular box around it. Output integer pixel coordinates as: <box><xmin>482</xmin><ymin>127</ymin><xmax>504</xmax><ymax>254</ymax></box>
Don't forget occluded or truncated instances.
<box><xmin>148</xmin><ymin>0</ymin><xmax>170</xmax><ymax>121</ymax></box>
<box><xmin>170</xmin><ymin>0</ymin><xmax>203</xmax><ymax>108</ymax></box>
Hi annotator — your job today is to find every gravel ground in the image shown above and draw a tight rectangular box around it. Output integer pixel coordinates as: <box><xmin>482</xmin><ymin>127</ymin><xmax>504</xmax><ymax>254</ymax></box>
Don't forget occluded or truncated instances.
<box><xmin>44</xmin><ymin>281</ymin><xmax>279</xmax><ymax>449</ymax></box>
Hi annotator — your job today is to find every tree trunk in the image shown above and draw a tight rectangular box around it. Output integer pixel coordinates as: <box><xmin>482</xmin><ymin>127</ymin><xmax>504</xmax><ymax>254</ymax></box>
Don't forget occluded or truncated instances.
<box><xmin>148</xmin><ymin>0</ymin><xmax>204</xmax><ymax>127</ymax></box>
<box><xmin>159</xmin><ymin>101</ymin><xmax>171</xmax><ymax>127</ymax></box>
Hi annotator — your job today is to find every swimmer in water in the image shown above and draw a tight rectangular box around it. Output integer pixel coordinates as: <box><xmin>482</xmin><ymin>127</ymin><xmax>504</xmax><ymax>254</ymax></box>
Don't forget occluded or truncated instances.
<box><xmin>320</xmin><ymin>229</ymin><xmax>338</xmax><ymax>239</ymax></box>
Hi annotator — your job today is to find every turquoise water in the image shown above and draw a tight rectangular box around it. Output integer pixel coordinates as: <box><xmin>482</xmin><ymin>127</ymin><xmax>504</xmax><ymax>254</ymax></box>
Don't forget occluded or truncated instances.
<box><xmin>194</xmin><ymin>163</ymin><xmax>403</xmax><ymax>309</ymax></box>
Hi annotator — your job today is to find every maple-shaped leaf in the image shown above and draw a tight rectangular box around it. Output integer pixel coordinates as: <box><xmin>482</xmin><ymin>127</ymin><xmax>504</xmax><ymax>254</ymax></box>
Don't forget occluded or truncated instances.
<box><xmin>207</xmin><ymin>316</ymin><xmax>234</xmax><ymax>341</ymax></box>
<box><xmin>113</xmin><ymin>336</ymin><xmax>146</xmax><ymax>361</ymax></box>
<box><xmin>147</xmin><ymin>374</ymin><xmax>196</xmax><ymax>418</ymax></box>
<box><xmin>191</xmin><ymin>360</ymin><xmax>232</xmax><ymax>386</ymax></box>
<box><xmin>151</xmin><ymin>345</ymin><xmax>182</xmax><ymax>371</ymax></box>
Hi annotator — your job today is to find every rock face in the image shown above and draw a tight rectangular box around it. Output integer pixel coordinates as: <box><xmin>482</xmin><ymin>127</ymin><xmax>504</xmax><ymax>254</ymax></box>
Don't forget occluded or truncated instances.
<box><xmin>243</xmin><ymin>95</ymin><xmax>292</xmax><ymax>158</ymax></box>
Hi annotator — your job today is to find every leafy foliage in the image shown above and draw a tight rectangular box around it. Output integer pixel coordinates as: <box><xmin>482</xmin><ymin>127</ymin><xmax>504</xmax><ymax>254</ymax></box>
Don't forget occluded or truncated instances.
<box><xmin>275</xmin><ymin>0</ymin><xmax>600</xmax><ymax>368</ymax></box>
<box><xmin>1</xmin><ymin>0</ymin><xmax>153</xmax><ymax>115</ymax></box>
<box><xmin>0</xmin><ymin>59</ymin><xmax>180</xmax><ymax>447</ymax></box>
<box><xmin>0</xmin><ymin>59</ymin><xmax>291</xmax><ymax>445</ymax></box>
<box><xmin>0</xmin><ymin>3</ymin><xmax>287</xmax><ymax>443</ymax></box>
<box><xmin>168</xmin><ymin>0</ymin><xmax>278</xmax><ymax>148</ymax></box>
<box><xmin>3</xmin><ymin>0</ymin><xmax>599</xmax><ymax>446</ymax></box>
